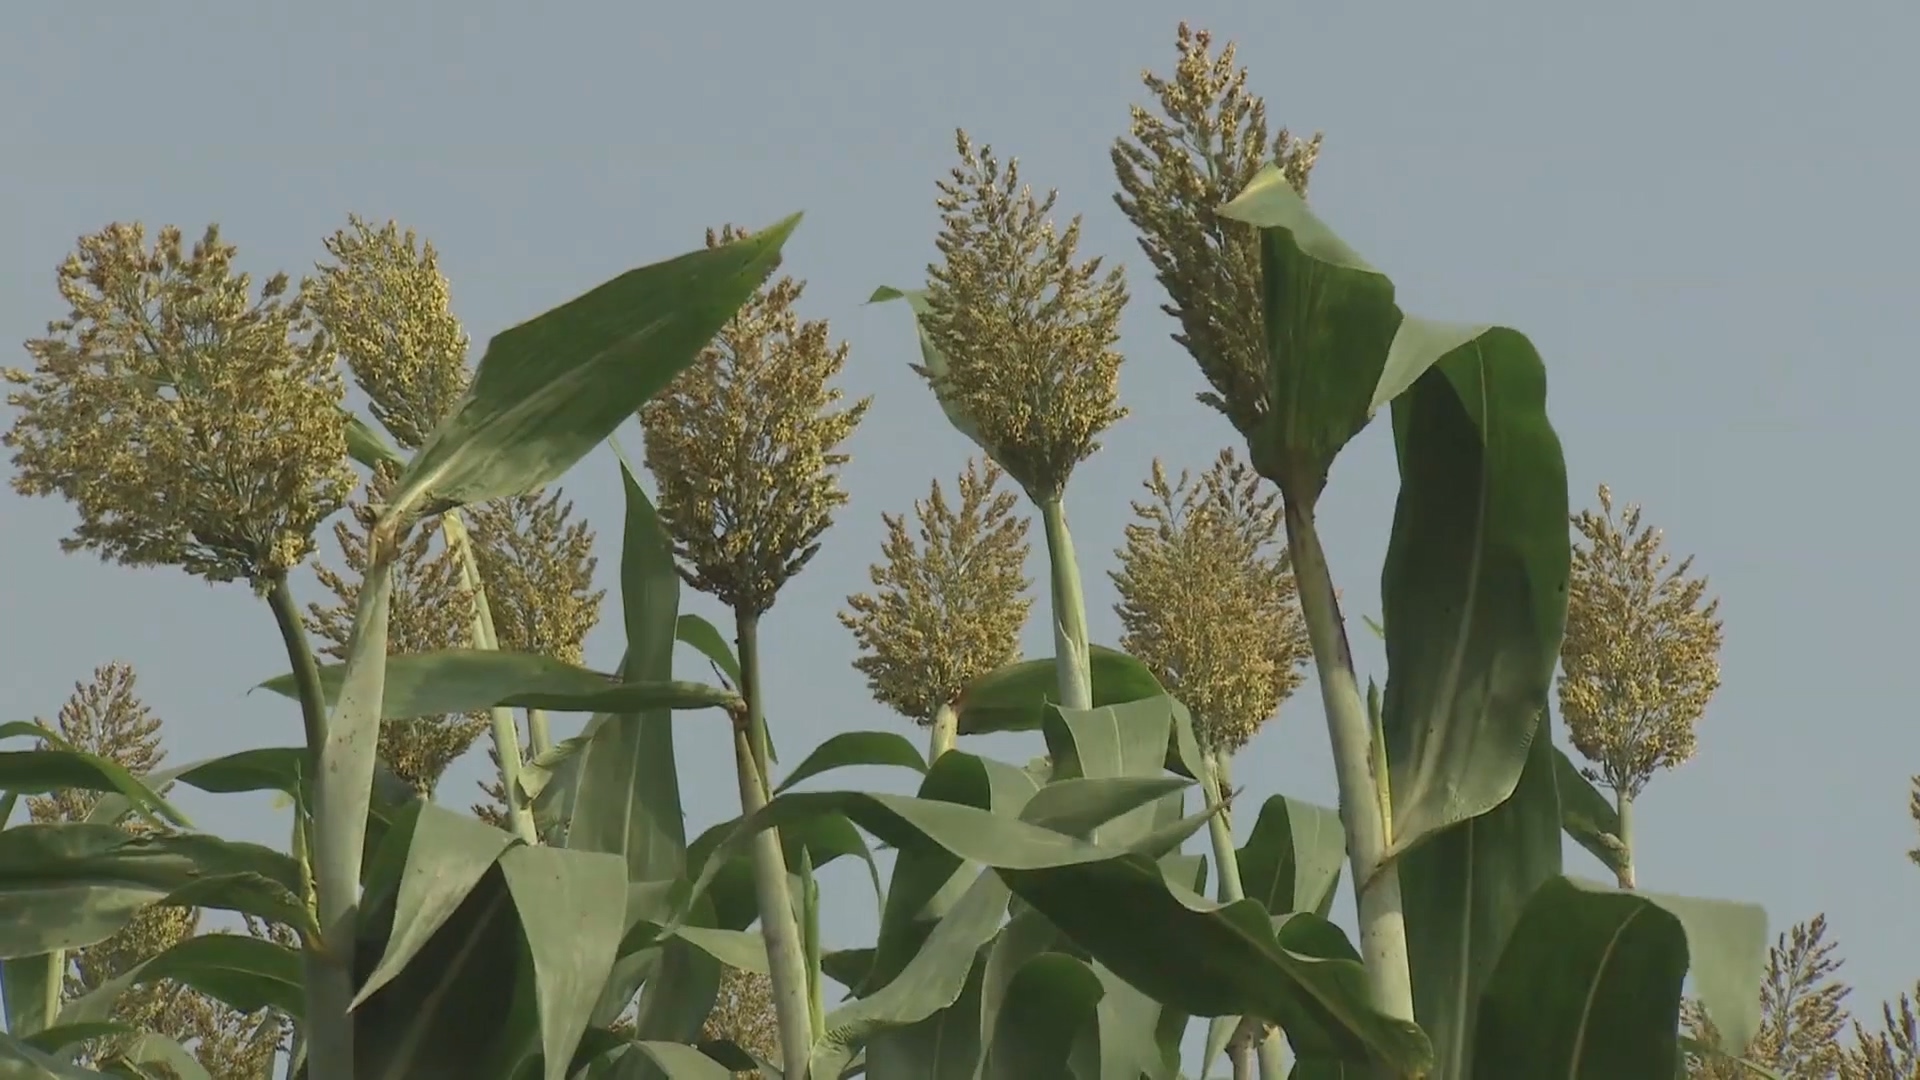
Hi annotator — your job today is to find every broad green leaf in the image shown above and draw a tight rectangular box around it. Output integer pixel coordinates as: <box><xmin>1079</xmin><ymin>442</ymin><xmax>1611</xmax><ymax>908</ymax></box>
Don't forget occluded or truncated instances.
<box><xmin>1041</xmin><ymin>697</ymin><xmax>1175</xmax><ymax>849</ymax></box>
<box><xmin>689</xmin><ymin>810</ymin><xmax>884</xmax><ymax>933</ymax></box>
<box><xmin>1017</xmin><ymin>777</ymin><xmax>1194</xmax><ymax>841</ymax></box>
<box><xmin>351</xmin><ymin>805</ymin><xmax>514</xmax><ymax>1008</ymax></box>
<box><xmin>1553</xmin><ymin>745</ymin><xmax>1627</xmax><ymax>877</ymax></box>
<box><xmin>998</xmin><ymin>854</ymin><xmax>1433</xmax><ymax>1074</ymax></box>
<box><xmin>810</xmin><ymin>870</ymin><xmax>1012</xmax><ymax>1079</ymax></box>
<box><xmin>1398</xmin><ymin>720</ymin><xmax>1562</xmax><ymax>1077</ymax></box>
<box><xmin>869</xmin><ymin>285</ymin><xmax>993</xmax><ymax>454</ymax></box>
<box><xmin>388</xmin><ymin>217</ymin><xmax>799</xmax><ymax>518</ymax></box>
<box><xmin>1474</xmin><ymin>876</ymin><xmax>1690</xmax><ymax>1079</ymax></box>
<box><xmin>260</xmin><ymin>649</ymin><xmax>739</xmax><ymax>719</ymax></box>
<box><xmin>864</xmin><ymin>955</ymin><xmax>984</xmax><ymax>1080</ymax></box>
<box><xmin>2</xmin><ymin>953</ymin><xmax>58</xmax><ymax>1038</ymax></box>
<box><xmin>954</xmin><ymin>648</ymin><xmax>1165</xmax><ymax>735</ymax></box>
<box><xmin>498</xmin><ymin>844</ymin><xmax>630</xmax><ymax>1080</ymax></box>
<box><xmin>1235</xmin><ymin>794</ymin><xmax>1346</xmax><ymax>916</ymax></box>
<box><xmin>1092</xmin><ymin>960</ymin><xmax>1181</xmax><ymax>1080</ymax></box>
<box><xmin>1216</xmin><ymin>164</ymin><xmax>1402</xmax><ymax>500</ymax></box>
<box><xmin>1640</xmin><ymin>890</ymin><xmax>1767</xmax><ymax>1057</ymax></box>
<box><xmin>675</xmin><ymin>614</ymin><xmax>741</xmax><ymax>690</ymax></box>
<box><xmin>822</xmin><ymin>948</ymin><xmax>875</xmax><ymax>992</ymax></box>
<box><xmin>616</xmin><ymin>1042</ymin><xmax>734</xmax><ymax>1080</ymax></box>
<box><xmin>57</xmin><ymin>932</ymin><xmax>303</xmax><ymax>1025</ymax></box>
<box><xmin>566</xmin><ymin>457</ymin><xmax>687</xmax><ymax>884</ymax></box>
<box><xmin>345</xmin><ymin>410</ymin><xmax>406</xmax><ymax>470</ymax></box>
<box><xmin>984</xmin><ymin>953</ymin><xmax>1105</xmax><ymax>1080</ymax></box>
<box><xmin>0</xmin><ymin>825</ymin><xmax>307</xmax><ymax>957</ymax></box>
<box><xmin>1381</xmin><ymin>325</ymin><xmax>1569</xmax><ymax>858</ymax></box>
<box><xmin>774</xmin><ymin>731</ymin><xmax>927</xmax><ymax>795</ymax></box>
<box><xmin>0</xmin><ymin>722</ymin><xmax>188</xmax><ymax>829</ymax></box>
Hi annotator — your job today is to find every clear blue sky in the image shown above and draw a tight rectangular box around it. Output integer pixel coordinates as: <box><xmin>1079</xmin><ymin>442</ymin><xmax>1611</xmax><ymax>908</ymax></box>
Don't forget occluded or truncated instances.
<box><xmin>3</xmin><ymin>0</ymin><xmax>1915</xmax><ymax>1048</ymax></box>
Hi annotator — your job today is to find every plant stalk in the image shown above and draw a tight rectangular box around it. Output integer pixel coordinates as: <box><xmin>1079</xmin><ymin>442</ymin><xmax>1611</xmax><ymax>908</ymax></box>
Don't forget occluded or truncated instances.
<box><xmin>266</xmin><ymin>574</ymin><xmax>331</xmax><ymax>767</ymax></box>
<box><xmin>1039</xmin><ymin>496</ymin><xmax>1094</xmax><ymax>712</ymax></box>
<box><xmin>1204</xmin><ymin>751</ymin><xmax>1289</xmax><ymax>1080</ymax></box>
<box><xmin>1614</xmin><ymin>788</ymin><xmax>1637</xmax><ymax>890</ymax></box>
<box><xmin>735</xmin><ymin>611</ymin><xmax>817</xmax><ymax>1079</ymax></box>
<box><xmin>929</xmin><ymin>701</ymin><xmax>958</xmax><ymax>762</ymax></box>
<box><xmin>441</xmin><ymin>511</ymin><xmax>537</xmax><ymax>843</ymax></box>
<box><xmin>1282</xmin><ymin>499</ymin><xmax>1416</xmax><ymax>1028</ymax></box>
<box><xmin>40</xmin><ymin>952</ymin><xmax>62</xmax><ymax>1034</ymax></box>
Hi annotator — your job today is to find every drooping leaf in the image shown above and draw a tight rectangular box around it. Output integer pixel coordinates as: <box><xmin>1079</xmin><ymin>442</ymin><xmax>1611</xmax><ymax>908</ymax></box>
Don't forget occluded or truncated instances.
<box><xmin>1041</xmin><ymin>697</ymin><xmax>1175</xmax><ymax>848</ymax></box>
<box><xmin>0</xmin><ymin>722</ymin><xmax>189</xmax><ymax>829</ymax></box>
<box><xmin>984</xmin><ymin>953</ymin><xmax>1105</xmax><ymax>1080</ymax></box>
<box><xmin>388</xmin><ymin>217</ymin><xmax>799</xmax><ymax>518</ymax></box>
<box><xmin>1473</xmin><ymin>876</ymin><xmax>1691</xmax><ymax>1079</ymax></box>
<box><xmin>1235</xmin><ymin>794</ymin><xmax>1346</xmax><ymax>917</ymax></box>
<box><xmin>259</xmin><ymin>649</ymin><xmax>738</xmax><ymax>720</ymax></box>
<box><xmin>674</xmin><ymin>614</ymin><xmax>742</xmax><ymax>690</ymax></box>
<box><xmin>1379</xmin><ymin>324</ymin><xmax>1570</xmax><ymax>860</ymax></box>
<box><xmin>953</xmin><ymin>648</ymin><xmax>1165</xmax><ymax>736</ymax></box>
<box><xmin>345</xmin><ymin>409</ymin><xmax>407</xmax><ymax>470</ymax></box>
<box><xmin>0</xmin><ymin>825</ymin><xmax>308</xmax><ymax>957</ymax></box>
<box><xmin>351</xmin><ymin>805</ymin><xmax>514</xmax><ymax>1008</ymax></box>
<box><xmin>498</xmin><ymin>844</ymin><xmax>630</xmax><ymax>1080</ymax></box>
<box><xmin>773</xmin><ymin>731</ymin><xmax>928</xmax><ymax>795</ymax></box>
<box><xmin>1552</xmin><ymin>745</ymin><xmax>1627</xmax><ymax>877</ymax></box>
<box><xmin>57</xmin><ymin>932</ymin><xmax>304</xmax><ymax>1025</ymax></box>
<box><xmin>1639</xmin><ymin>890</ymin><xmax>1767</xmax><ymax>1057</ymax></box>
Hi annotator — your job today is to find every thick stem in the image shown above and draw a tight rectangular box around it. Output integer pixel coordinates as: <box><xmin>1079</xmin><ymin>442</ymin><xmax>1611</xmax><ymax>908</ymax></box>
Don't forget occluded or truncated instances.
<box><xmin>525</xmin><ymin>708</ymin><xmax>554</xmax><ymax>760</ymax></box>
<box><xmin>1283</xmin><ymin>499</ymin><xmax>1416</xmax><ymax>1029</ymax></box>
<box><xmin>1231</xmin><ymin>1043</ymin><xmax>1256</xmax><ymax>1080</ymax></box>
<box><xmin>41</xmin><ymin>951</ymin><xmax>62</xmax><ymax>1033</ymax></box>
<box><xmin>1614</xmin><ymin>788</ymin><xmax>1637</xmax><ymax>890</ymax></box>
<box><xmin>1039</xmin><ymin>496</ymin><xmax>1094</xmax><ymax>712</ymax></box>
<box><xmin>736</xmin><ymin>612</ymin><xmax>817</xmax><ymax>1078</ymax></box>
<box><xmin>929</xmin><ymin>702</ymin><xmax>958</xmax><ymax>762</ymax></box>
<box><xmin>442</xmin><ymin>511</ymin><xmax>537</xmax><ymax>843</ymax></box>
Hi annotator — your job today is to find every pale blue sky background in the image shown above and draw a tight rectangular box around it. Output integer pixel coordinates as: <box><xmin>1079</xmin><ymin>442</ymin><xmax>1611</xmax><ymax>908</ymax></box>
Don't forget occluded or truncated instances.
<box><xmin>3</xmin><ymin>0</ymin><xmax>1916</xmax><ymax>1060</ymax></box>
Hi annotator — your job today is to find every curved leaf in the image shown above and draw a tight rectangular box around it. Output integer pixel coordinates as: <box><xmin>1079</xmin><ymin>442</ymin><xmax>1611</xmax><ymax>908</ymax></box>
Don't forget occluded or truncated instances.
<box><xmin>1235</xmin><ymin>794</ymin><xmax>1346</xmax><ymax>917</ymax></box>
<box><xmin>953</xmin><ymin>648</ymin><xmax>1164</xmax><ymax>736</ymax></box>
<box><xmin>498</xmin><ymin>844</ymin><xmax>629</xmax><ymax>1080</ymax></box>
<box><xmin>351</xmin><ymin>805</ymin><xmax>514</xmax><ymax>1008</ymax></box>
<box><xmin>388</xmin><ymin>216</ymin><xmax>799</xmax><ymax>518</ymax></box>
<box><xmin>675</xmin><ymin>614</ymin><xmax>741</xmax><ymax>690</ymax></box>
<box><xmin>868</xmin><ymin>285</ymin><xmax>994</xmax><ymax>454</ymax></box>
<box><xmin>1553</xmin><ymin>745</ymin><xmax>1627</xmax><ymax>877</ymax></box>
<box><xmin>1380</xmin><ymin>324</ymin><xmax>1569</xmax><ymax>857</ymax></box>
<box><xmin>0</xmin><ymin>722</ymin><xmax>188</xmax><ymax>829</ymax></box>
<box><xmin>985</xmin><ymin>953</ymin><xmax>1105</xmax><ymax>1080</ymax></box>
<box><xmin>58</xmin><ymin>933</ymin><xmax>303</xmax><ymax>1026</ymax></box>
<box><xmin>258</xmin><ymin>649</ymin><xmax>739</xmax><ymax>719</ymax></box>
<box><xmin>774</xmin><ymin>731</ymin><xmax>928</xmax><ymax>796</ymax></box>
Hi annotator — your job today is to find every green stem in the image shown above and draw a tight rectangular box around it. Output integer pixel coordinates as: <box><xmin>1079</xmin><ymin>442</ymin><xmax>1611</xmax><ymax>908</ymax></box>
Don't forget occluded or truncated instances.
<box><xmin>526</xmin><ymin>708</ymin><xmax>554</xmax><ymax>760</ymax></box>
<box><xmin>929</xmin><ymin>702</ymin><xmax>958</xmax><ymax>762</ymax></box>
<box><xmin>442</xmin><ymin>511</ymin><xmax>537</xmax><ymax>843</ymax></box>
<box><xmin>266</xmin><ymin>575</ymin><xmax>329</xmax><ymax>769</ymax></box>
<box><xmin>1039</xmin><ymin>496</ymin><xmax>1093</xmax><ymax>712</ymax></box>
<box><xmin>736</xmin><ymin>611</ymin><xmax>816</xmax><ymax>1078</ymax></box>
<box><xmin>1614</xmin><ymin>788</ymin><xmax>1637</xmax><ymax>890</ymax></box>
<box><xmin>1283</xmin><ymin>499</ymin><xmax>1415</xmax><ymax>1030</ymax></box>
<box><xmin>41</xmin><ymin>951</ymin><xmax>62</xmax><ymax>1033</ymax></box>
<box><xmin>1205</xmin><ymin>752</ymin><xmax>1289</xmax><ymax>1079</ymax></box>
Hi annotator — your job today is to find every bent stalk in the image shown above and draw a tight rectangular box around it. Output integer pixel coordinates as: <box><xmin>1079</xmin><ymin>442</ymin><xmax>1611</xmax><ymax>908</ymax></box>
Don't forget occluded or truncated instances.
<box><xmin>1039</xmin><ymin>497</ymin><xmax>1094</xmax><ymax>712</ymax></box>
<box><xmin>736</xmin><ymin>612</ymin><xmax>818</xmax><ymax>1078</ymax></box>
<box><xmin>1283</xmin><ymin>499</ymin><xmax>1415</xmax><ymax>1031</ymax></box>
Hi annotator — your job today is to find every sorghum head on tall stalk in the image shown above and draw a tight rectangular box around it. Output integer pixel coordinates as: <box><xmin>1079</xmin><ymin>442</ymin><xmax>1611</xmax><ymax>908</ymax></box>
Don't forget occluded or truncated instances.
<box><xmin>640</xmin><ymin>225</ymin><xmax>870</xmax><ymax>618</ymax></box>
<box><xmin>920</xmin><ymin>130</ymin><xmax>1129</xmax><ymax>504</ymax></box>
<box><xmin>1558</xmin><ymin>484</ymin><xmax>1724</xmax><ymax>799</ymax></box>
<box><xmin>1111</xmin><ymin>448</ymin><xmax>1312</xmax><ymax>755</ymax></box>
<box><xmin>1113</xmin><ymin>23</ymin><xmax>1322</xmax><ymax>441</ymax></box>
<box><xmin>302</xmin><ymin>215</ymin><xmax>471</xmax><ymax>452</ymax></box>
<box><xmin>3</xmin><ymin>223</ymin><xmax>353</xmax><ymax>590</ymax></box>
<box><xmin>840</xmin><ymin>459</ymin><xmax>1034</xmax><ymax>725</ymax></box>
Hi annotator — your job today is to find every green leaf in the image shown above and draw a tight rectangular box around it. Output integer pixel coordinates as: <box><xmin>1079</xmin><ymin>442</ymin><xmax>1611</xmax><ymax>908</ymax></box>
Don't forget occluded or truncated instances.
<box><xmin>688</xmin><ymin>810</ymin><xmax>885</xmax><ymax>934</ymax></box>
<box><xmin>1473</xmin><ymin>876</ymin><xmax>1691</xmax><ymax>1079</ymax></box>
<box><xmin>498</xmin><ymin>844</ymin><xmax>630</xmax><ymax>1080</ymax></box>
<box><xmin>997</xmin><ymin>854</ymin><xmax>1433</xmax><ymax>1074</ymax></box>
<box><xmin>0</xmin><ymin>825</ymin><xmax>308</xmax><ymax>957</ymax></box>
<box><xmin>20</xmin><ymin>1021</ymin><xmax>136</xmax><ymax>1054</ymax></box>
<box><xmin>102</xmin><ymin>1033</ymin><xmax>213</xmax><ymax>1080</ymax></box>
<box><xmin>1380</xmin><ymin>323</ymin><xmax>1569</xmax><ymax>857</ymax></box>
<box><xmin>1398</xmin><ymin>718</ymin><xmax>1562</xmax><ymax>1076</ymax></box>
<box><xmin>1235</xmin><ymin>794</ymin><xmax>1346</xmax><ymax>917</ymax></box>
<box><xmin>809</xmin><ymin>870</ymin><xmax>1012</xmax><ymax>1079</ymax></box>
<box><xmin>869</xmin><ymin>285</ymin><xmax>994</xmax><ymax>454</ymax></box>
<box><xmin>616</xmin><ymin>1042</ymin><xmax>735</xmax><ymax>1080</ymax></box>
<box><xmin>675</xmin><ymin>614</ymin><xmax>742</xmax><ymax>690</ymax></box>
<box><xmin>351</xmin><ymin>805</ymin><xmax>515</xmax><ymax>1008</ymax></box>
<box><xmin>1553</xmin><ymin>745</ymin><xmax>1627</xmax><ymax>877</ymax></box>
<box><xmin>1216</xmin><ymin>164</ymin><xmax>1403</xmax><ymax>499</ymax></box>
<box><xmin>774</xmin><ymin>731</ymin><xmax>927</xmax><ymax>795</ymax></box>
<box><xmin>1640</xmin><ymin>890</ymin><xmax>1768</xmax><ymax>1057</ymax></box>
<box><xmin>0</xmin><ymin>722</ymin><xmax>189</xmax><ymax>830</ymax></box>
<box><xmin>565</xmin><ymin>456</ymin><xmax>687</xmax><ymax>884</ymax></box>
<box><xmin>0</xmin><ymin>1029</ymin><xmax>111</xmax><ymax>1078</ymax></box>
<box><xmin>864</xmin><ymin>954</ymin><xmax>985</xmax><ymax>1080</ymax></box>
<box><xmin>388</xmin><ymin>217</ymin><xmax>799</xmax><ymax>518</ymax></box>
<box><xmin>954</xmin><ymin>648</ymin><xmax>1165</xmax><ymax>736</ymax></box>
<box><xmin>984</xmin><ymin>953</ymin><xmax>1105</xmax><ymax>1080</ymax></box>
<box><xmin>345</xmin><ymin>410</ymin><xmax>407</xmax><ymax>470</ymax></box>
<box><xmin>1041</xmin><ymin>697</ymin><xmax>1177</xmax><ymax>850</ymax></box>
<box><xmin>2</xmin><ymin>954</ymin><xmax>58</xmax><ymax>1037</ymax></box>
<box><xmin>58</xmin><ymin>932</ymin><xmax>304</xmax><ymax>1025</ymax></box>
<box><xmin>259</xmin><ymin>648</ymin><xmax>739</xmax><ymax>719</ymax></box>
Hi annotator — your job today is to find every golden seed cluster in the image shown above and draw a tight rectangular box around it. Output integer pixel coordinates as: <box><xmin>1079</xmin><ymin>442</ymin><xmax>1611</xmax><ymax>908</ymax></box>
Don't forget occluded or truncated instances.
<box><xmin>1113</xmin><ymin>23</ymin><xmax>1322</xmax><ymax>439</ymax></box>
<box><xmin>840</xmin><ymin>459</ymin><xmax>1034</xmax><ymax>723</ymax></box>
<box><xmin>1110</xmin><ymin>449</ymin><xmax>1311</xmax><ymax>754</ymax></box>
<box><xmin>642</xmin><ymin>225</ymin><xmax>870</xmax><ymax>617</ymax></box>
<box><xmin>1558</xmin><ymin>484</ymin><xmax>1724</xmax><ymax>797</ymax></box>
<box><xmin>922</xmin><ymin>131</ymin><xmax>1129</xmax><ymax>502</ymax></box>
<box><xmin>4</xmin><ymin>223</ymin><xmax>353</xmax><ymax>588</ymax></box>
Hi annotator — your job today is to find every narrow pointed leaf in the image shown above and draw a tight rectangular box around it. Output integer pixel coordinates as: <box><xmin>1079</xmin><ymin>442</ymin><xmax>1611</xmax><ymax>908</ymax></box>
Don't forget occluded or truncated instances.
<box><xmin>1235</xmin><ymin>794</ymin><xmax>1346</xmax><ymax>916</ymax></box>
<box><xmin>259</xmin><ymin>649</ymin><xmax>738</xmax><ymax>719</ymax></box>
<box><xmin>345</xmin><ymin>410</ymin><xmax>407</xmax><ymax>470</ymax></box>
<box><xmin>954</xmin><ymin>648</ymin><xmax>1164</xmax><ymax>736</ymax></box>
<box><xmin>0</xmin><ymin>722</ymin><xmax>188</xmax><ymax>829</ymax></box>
<box><xmin>351</xmin><ymin>804</ymin><xmax>514</xmax><ymax>1008</ymax></box>
<box><xmin>389</xmin><ymin>217</ymin><xmax>799</xmax><ymax>518</ymax></box>
<box><xmin>675</xmin><ymin>614</ymin><xmax>741</xmax><ymax>690</ymax></box>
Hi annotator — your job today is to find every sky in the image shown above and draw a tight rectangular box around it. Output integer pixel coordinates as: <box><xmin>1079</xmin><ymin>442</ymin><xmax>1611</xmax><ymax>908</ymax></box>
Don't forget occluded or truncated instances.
<box><xmin>3</xmin><ymin>0</ymin><xmax>1917</xmax><ymax>1065</ymax></box>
